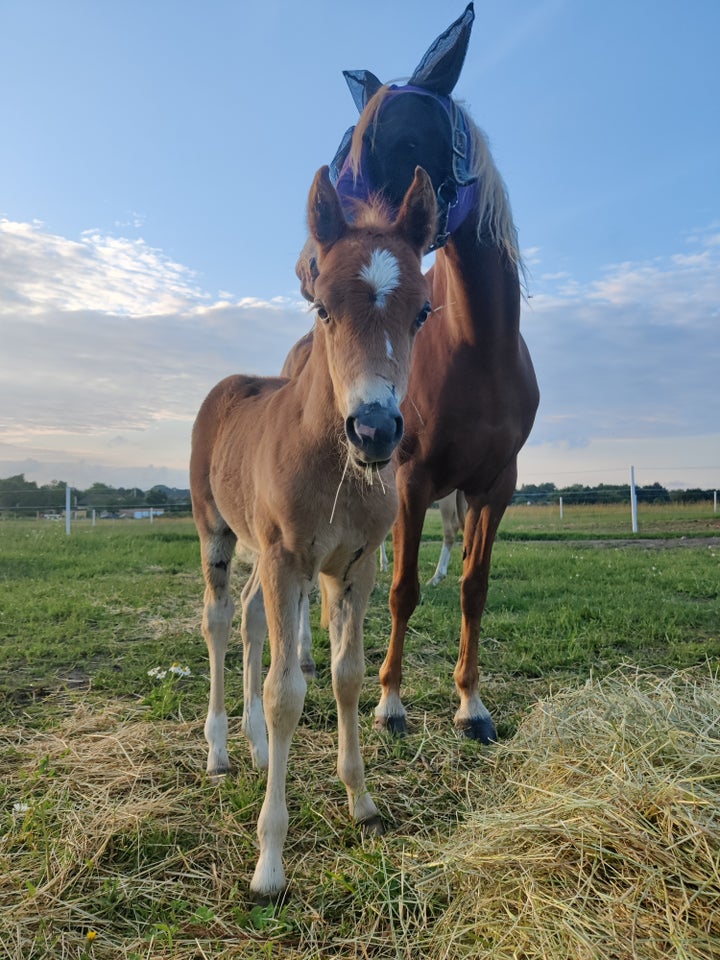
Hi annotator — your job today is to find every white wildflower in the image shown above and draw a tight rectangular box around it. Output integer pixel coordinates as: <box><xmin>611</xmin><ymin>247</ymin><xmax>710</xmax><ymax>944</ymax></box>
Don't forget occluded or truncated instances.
<box><xmin>168</xmin><ymin>663</ymin><xmax>191</xmax><ymax>678</ymax></box>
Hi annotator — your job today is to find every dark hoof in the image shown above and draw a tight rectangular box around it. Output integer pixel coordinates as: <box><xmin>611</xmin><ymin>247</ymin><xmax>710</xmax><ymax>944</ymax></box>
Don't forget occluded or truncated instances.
<box><xmin>360</xmin><ymin>814</ymin><xmax>385</xmax><ymax>837</ymax></box>
<box><xmin>455</xmin><ymin>716</ymin><xmax>497</xmax><ymax>744</ymax></box>
<box><xmin>301</xmin><ymin>661</ymin><xmax>317</xmax><ymax>680</ymax></box>
<box><xmin>374</xmin><ymin>714</ymin><xmax>407</xmax><ymax>737</ymax></box>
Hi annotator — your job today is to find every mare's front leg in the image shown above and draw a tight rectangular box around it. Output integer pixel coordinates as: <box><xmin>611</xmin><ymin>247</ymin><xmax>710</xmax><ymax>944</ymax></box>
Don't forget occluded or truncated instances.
<box><xmin>250</xmin><ymin>546</ymin><xmax>307</xmax><ymax>900</ymax></box>
<box><xmin>375</xmin><ymin>485</ymin><xmax>427</xmax><ymax>735</ymax></box>
<box><xmin>323</xmin><ymin>555</ymin><xmax>382</xmax><ymax>832</ymax></box>
<box><xmin>455</xmin><ymin>466</ymin><xmax>516</xmax><ymax>742</ymax></box>
<box><xmin>199</xmin><ymin>526</ymin><xmax>237</xmax><ymax>775</ymax></box>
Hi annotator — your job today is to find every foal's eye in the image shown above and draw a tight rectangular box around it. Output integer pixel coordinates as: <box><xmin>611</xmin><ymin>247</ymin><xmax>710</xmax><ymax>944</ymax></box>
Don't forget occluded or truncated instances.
<box><xmin>415</xmin><ymin>301</ymin><xmax>432</xmax><ymax>329</ymax></box>
<box><xmin>315</xmin><ymin>302</ymin><xmax>330</xmax><ymax>323</ymax></box>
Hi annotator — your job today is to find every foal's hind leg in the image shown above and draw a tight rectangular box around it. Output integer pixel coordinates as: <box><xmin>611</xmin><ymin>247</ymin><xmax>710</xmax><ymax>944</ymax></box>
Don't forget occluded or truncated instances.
<box><xmin>240</xmin><ymin>564</ymin><xmax>269</xmax><ymax>770</ymax></box>
<box><xmin>296</xmin><ymin>589</ymin><xmax>317</xmax><ymax>679</ymax></box>
<box><xmin>198</xmin><ymin>525</ymin><xmax>237</xmax><ymax>775</ymax></box>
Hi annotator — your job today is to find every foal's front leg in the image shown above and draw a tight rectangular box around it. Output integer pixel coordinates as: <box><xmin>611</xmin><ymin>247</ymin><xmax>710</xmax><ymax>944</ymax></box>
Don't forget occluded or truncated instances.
<box><xmin>250</xmin><ymin>548</ymin><xmax>307</xmax><ymax>899</ymax></box>
<box><xmin>323</xmin><ymin>556</ymin><xmax>382</xmax><ymax>832</ymax></box>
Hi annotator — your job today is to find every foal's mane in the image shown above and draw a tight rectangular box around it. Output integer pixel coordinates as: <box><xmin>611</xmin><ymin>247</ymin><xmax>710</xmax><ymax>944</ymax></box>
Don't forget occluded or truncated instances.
<box><xmin>347</xmin><ymin>84</ymin><xmax>520</xmax><ymax>268</ymax></box>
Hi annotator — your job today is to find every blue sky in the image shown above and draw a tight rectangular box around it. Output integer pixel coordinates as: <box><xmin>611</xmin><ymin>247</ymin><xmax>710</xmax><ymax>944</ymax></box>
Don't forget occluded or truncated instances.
<box><xmin>1</xmin><ymin>0</ymin><xmax>718</xmax><ymax>491</ymax></box>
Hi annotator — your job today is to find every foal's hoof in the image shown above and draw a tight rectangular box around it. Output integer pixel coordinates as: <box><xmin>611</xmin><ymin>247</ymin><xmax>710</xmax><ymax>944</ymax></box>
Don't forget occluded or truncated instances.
<box><xmin>360</xmin><ymin>814</ymin><xmax>385</xmax><ymax>837</ymax></box>
<box><xmin>207</xmin><ymin>766</ymin><xmax>231</xmax><ymax>784</ymax></box>
<box><xmin>249</xmin><ymin>886</ymin><xmax>286</xmax><ymax>907</ymax></box>
<box><xmin>374</xmin><ymin>714</ymin><xmax>407</xmax><ymax>737</ymax></box>
<box><xmin>455</xmin><ymin>716</ymin><xmax>497</xmax><ymax>744</ymax></box>
<box><xmin>300</xmin><ymin>661</ymin><xmax>317</xmax><ymax>681</ymax></box>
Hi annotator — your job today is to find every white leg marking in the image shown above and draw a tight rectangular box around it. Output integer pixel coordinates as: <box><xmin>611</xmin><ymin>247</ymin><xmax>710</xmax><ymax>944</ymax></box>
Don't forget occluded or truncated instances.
<box><xmin>202</xmin><ymin>584</ymin><xmax>234</xmax><ymax>775</ymax></box>
<box><xmin>429</xmin><ymin>543</ymin><xmax>452</xmax><ymax>585</ymax></box>
<box><xmin>454</xmin><ymin>691</ymin><xmax>492</xmax><ymax>726</ymax></box>
<box><xmin>204</xmin><ymin>711</ymin><xmax>229</xmax><ymax>775</ymax></box>
<box><xmin>374</xmin><ymin>689</ymin><xmax>407</xmax><ymax>726</ymax></box>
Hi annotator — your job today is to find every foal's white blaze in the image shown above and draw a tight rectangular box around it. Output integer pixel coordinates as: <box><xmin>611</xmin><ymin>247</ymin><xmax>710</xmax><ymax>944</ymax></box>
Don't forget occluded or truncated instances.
<box><xmin>359</xmin><ymin>248</ymin><xmax>400</xmax><ymax>308</ymax></box>
<box><xmin>385</xmin><ymin>334</ymin><xmax>394</xmax><ymax>359</ymax></box>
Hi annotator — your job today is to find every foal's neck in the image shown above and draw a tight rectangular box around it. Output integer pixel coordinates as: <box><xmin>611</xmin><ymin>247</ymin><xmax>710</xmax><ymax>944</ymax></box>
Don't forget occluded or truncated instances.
<box><xmin>293</xmin><ymin>335</ymin><xmax>344</xmax><ymax>448</ymax></box>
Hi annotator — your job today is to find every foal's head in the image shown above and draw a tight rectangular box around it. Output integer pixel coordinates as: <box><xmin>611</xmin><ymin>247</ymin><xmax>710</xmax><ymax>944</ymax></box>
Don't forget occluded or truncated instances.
<box><xmin>306</xmin><ymin>165</ymin><xmax>436</xmax><ymax>468</ymax></box>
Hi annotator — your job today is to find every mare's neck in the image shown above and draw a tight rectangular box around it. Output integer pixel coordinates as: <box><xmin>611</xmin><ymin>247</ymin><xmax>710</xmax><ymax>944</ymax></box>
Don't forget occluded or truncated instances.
<box><xmin>434</xmin><ymin>216</ymin><xmax>521</xmax><ymax>346</ymax></box>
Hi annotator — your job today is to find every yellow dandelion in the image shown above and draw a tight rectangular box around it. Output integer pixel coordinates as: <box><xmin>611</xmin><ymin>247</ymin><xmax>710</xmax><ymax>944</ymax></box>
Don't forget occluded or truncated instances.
<box><xmin>86</xmin><ymin>930</ymin><xmax>97</xmax><ymax>942</ymax></box>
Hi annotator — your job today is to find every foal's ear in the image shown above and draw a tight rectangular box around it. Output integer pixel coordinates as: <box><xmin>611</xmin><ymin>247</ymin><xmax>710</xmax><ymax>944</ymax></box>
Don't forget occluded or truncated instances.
<box><xmin>395</xmin><ymin>167</ymin><xmax>437</xmax><ymax>256</ymax></box>
<box><xmin>308</xmin><ymin>165</ymin><xmax>348</xmax><ymax>250</ymax></box>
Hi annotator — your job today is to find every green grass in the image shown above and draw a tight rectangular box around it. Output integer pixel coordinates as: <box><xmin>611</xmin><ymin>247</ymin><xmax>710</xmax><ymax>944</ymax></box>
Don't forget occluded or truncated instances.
<box><xmin>1</xmin><ymin>509</ymin><xmax>718</xmax><ymax>731</ymax></box>
<box><xmin>0</xmin><ymin>510</ymin><xmax>718</xmax><ymax>957</ymax></box>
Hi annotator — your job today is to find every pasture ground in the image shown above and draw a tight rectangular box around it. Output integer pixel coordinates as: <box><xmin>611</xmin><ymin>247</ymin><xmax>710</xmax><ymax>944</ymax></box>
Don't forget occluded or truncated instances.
<box><xmin>1</xmin><ymin>503</ymin><xmax>719</xmax><ymax>958</ymax></box>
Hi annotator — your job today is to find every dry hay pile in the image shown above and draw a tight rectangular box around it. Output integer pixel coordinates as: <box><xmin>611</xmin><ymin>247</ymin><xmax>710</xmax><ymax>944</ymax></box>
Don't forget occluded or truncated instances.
<box><xmin>419</xmin><ymin>669</ymin><xmax>720</xmax><ymax>960</ymax></box>
<box><xmin>2</xmin><ymin>670</ymin><xmax>719</xmax><ymax>959</ymax></box>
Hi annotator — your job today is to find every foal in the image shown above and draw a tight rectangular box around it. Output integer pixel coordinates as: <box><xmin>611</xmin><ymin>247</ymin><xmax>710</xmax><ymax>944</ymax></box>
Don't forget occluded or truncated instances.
<box><xmin>190</xmin><ymin>166</ymin><xmax>436</xmax><ymax>898</ymax></box>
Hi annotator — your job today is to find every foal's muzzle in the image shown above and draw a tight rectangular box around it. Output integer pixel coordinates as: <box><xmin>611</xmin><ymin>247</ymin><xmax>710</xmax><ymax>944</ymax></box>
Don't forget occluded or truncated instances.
<box><xmin>346</xmin><ymin>401</ymin><xmax>404</xmax><ymax>466</ymax></box>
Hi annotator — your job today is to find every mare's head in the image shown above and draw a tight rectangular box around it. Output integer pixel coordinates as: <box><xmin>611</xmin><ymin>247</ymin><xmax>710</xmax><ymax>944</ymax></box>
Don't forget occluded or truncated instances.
<box><xmin>306</xmin><ymin>165</ymin><xmax>436</xmax><ymax>468</ymax></box>
<box><xmin>335</xmin><ymin>3</ymin><xmax>477</xmax><ymax>242</ymax></box>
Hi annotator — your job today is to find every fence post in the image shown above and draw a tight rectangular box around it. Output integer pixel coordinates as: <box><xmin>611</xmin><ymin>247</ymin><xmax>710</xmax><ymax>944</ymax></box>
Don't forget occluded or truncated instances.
<box><xmin>65</xmin><ymin>485</ymin><xmax>72</xmax><ymax>536</ymax></box>
<box><xmin>559</xmin><ymin>496</ymin><xmax>564</xmax><ymax>520</ymax></box>
<box><xmin>630</xmin><ymin>466</ymin><xmax>638</xmax><ymax>534</ymax></box>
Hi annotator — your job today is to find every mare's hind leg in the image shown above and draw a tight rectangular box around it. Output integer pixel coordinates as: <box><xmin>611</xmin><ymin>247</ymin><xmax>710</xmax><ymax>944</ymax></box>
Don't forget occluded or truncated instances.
<box><xmin>375</xmin><ymin>483</ymin><xmax>428</xmax><ymax>735</ymax></box>
<box><xmin>428</xmin><ymin>490</ymin><xmax>463</xmax><ymax>586</ymax></box>
<box><xmin>455</xmin><ymin>465</ymin><xmax>517</xmax><ymax>742</ymax></box>
<box><xmin>198</xmin><ymin>522</ymin><xmax>237</xmax><ymax>775</ymax></box>
<box><xmin>240</xmin><ymin>564</ymin><xmax>269</xmax><ymax>770</ymax></box>
<box><xmin>323</xmin><ymin>559</ymin><xmax>381</xmax><ymax>832</ymax></box>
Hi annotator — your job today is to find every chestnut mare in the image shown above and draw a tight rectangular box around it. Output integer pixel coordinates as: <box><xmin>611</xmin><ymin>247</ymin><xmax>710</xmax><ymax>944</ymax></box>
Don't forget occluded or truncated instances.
<box><xmin>295</xmin><ymin>4</ymin><xmax>539</xmax><ymax>742</ymax></box>
<box><xmin>190</xmin><ymin>166</ymin><xmax>435</xmax><ymax>898</ymax></box>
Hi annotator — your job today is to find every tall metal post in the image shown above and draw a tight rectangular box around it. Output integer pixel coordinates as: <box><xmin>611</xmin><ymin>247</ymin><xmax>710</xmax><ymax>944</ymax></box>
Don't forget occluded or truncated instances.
<box><xmin>630</xmin><ymin>466</ymin><xmax>638</xmax><ymax>534</ymax></box>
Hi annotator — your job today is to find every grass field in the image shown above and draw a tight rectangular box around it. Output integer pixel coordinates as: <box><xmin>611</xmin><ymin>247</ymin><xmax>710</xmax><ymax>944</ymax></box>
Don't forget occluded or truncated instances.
<box><xmin>1</xmin><ymin>504</ymin><xmax>719</xmax><ymax>957</ymax></box>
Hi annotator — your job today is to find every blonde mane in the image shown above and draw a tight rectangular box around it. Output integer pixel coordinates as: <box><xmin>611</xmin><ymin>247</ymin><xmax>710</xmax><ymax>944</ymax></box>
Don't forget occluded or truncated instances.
<box><xmin>347</xmin><ymin>84</ymin><xmax>520</xmax><ymax>269</ymax></box>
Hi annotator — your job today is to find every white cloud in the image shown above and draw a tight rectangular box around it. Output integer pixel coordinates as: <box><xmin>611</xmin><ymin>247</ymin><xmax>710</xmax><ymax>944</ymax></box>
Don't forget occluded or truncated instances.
<box><xmin>523</xmin><ymin>230</ymin><xmax>720</xmax><ymax>454</ymax></box>
<box><xmin>0</xmin><ymin>219</ymin><xmax>311</xmax><ymax>486</ymax></box>
<box><xmin>1</xmin><ymin>218</ymin><xmax>718</xmax><ymax>489</ymax></box>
